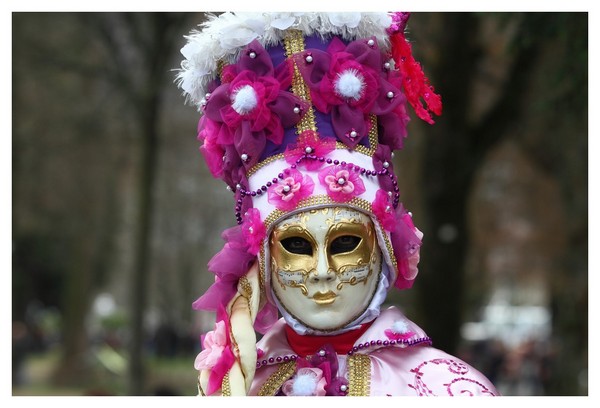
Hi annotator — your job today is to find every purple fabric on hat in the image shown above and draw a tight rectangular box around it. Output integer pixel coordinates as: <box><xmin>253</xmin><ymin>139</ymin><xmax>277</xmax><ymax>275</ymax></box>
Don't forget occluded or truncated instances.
<box><xmin>373</xmin><ymin>144</ymin><xmax>394</xmax><ymax>192</ymax></box>
<box><xmin>222</xmin><ymin>145</ymin><xmax>243</xmax><ymax>188</ymax></box>
<box><xmin>270</xmin><ymin>91</ymin><xmax>308</xmax><ymax>128</ymax></box>
<box><xmin>377</xmin><ymin>111</ymin><xmax>408</xmax><ymax>151</ymax></box>
<box><xmin>345</xmin><ymin>36</ymin><xmax>381</xmax><ymax>68</ymax></box>
<box><xmin>371</xmin><ymin>79</ymin><xmax>404</xmax><ymax>115</ymax></box>
<box><xmin>234</xmin><ymin>121</ymin><xmax>267</xmax><ymax>170</ymax></box>
<box><xmin>239</xmin><ymin>39</ymin><xmax>275</xmax><ymax>77</ymax></box>
<box><xmin>331</xmin><ymin>104</ymin><xmax>368</xmax><ymax>148</ymax></box>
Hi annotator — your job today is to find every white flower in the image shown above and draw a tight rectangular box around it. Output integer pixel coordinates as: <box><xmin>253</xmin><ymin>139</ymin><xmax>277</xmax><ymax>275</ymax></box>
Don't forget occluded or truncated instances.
<box><xmin>328</xmin><ymin>13</ymin><xmax>362</xmax><ymax>29</ymax></box>
<box><xmin>269</xmin><ymin>13</ymin><xmax>300</xmax><ymax>30</ymax></box>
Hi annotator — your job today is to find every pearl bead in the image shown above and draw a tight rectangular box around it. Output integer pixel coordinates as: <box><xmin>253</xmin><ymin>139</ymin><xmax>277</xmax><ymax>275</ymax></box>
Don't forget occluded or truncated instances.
<box><xmin>391</xmin><ymin>152</ymin><xmax>395</xmax><ymax>159</ymax></box>
<box><xmin>241</xmin><ymin>153</ymin><xmax>249</xmax><ymax>161</ymax></box>
<box><xmin>383</xmin><ymin>161</ymin><xmax>390</xmax><ymax>168</ymax></box>
<box><xmin>293</xmin><ymin>106</ymin><xmax>300</xmax><ymax>114</ymax></box>
<box><xmin>305</xmin><ymin>55</ymin><xmax>313</xmax><ymax>63</ymax></box>
<box><xmin>283</xmin><ymin>185</ymin><xmax>291</xmax><ymax>192</ymax></box>
<box><xmin>248</xmin><ymin>226</ymin><xmax>254</xmax><ymax>233</ymax></box>
<box><xmin>318</xmin><ymin>349</ymin><xmax>326</xmax><ymax>357</ymax></box>
<box><xmin>236</xmin><ymin>184</ymin><xmax>241</xmax><ymax>190</ymax></box>
<box><xmin>337</xmin><ymin>178</ymin><xmax>346</xmax><ymax>185</ymax></box>
<box><xmin>387</xmin><ymin>91</ymin><xmax>394</xmax><ymax>99</ymax></box>
<box><xmin>384</xmin><ymin>62</ymin><xmax>391</xmax><ymax>70</ymax></box>
<box><xmin>388</xmin><ymin>191</ymin><xmax>393</xmax><ymax>197</ymax></box>
<box><xmin>305</xmin><ymin>146</ymin><xmax>313</xmax><ymax>154</ymax></box>
<box><xmin>408</xmin><ymin>212</ymin><xmax>413</xmax><ymax>217</ymax></box>
<box><xmin>350</xmin><ymin>130</ymin><xmax>357</xmax><ymax>138</ymax></box>
<box><xmin>249</xmin><ymin>51</ymin><xmax>257</xmax><ymax>58</ymax></box>
<box><xmin>385</xmin><ymin>205</ymin><xmax>391</xmax><ymax>212</ymax></box>
<box><xmin>200</xmin><ymin>98</ymin><xmax>207</xmax><ymax>106</ymax></box>
<box><xmin>226</xmin><ymin>185</ymin><xmax>231</xmax><ymax>191</ymax></box>
<box><xmin>340</xmin><ymin>385</ymin><xmax>348</xmax><ymax>392</ymax></box>
<box><xmin>367</xmin><ymin>39</ymin><xmax>375</xmax><ymax>46</ymax></box>
<box><xmin>205</xmin><ymin>93</ymin><xmax>211</xmax><ymax>99</ymax></box>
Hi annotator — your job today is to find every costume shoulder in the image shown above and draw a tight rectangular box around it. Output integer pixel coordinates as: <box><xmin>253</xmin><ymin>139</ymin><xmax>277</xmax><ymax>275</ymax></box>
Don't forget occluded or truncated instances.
<box><xmin>366</xmin><ymin>307</ymin><xmax>500</xmax><ymax>396</ymax></box>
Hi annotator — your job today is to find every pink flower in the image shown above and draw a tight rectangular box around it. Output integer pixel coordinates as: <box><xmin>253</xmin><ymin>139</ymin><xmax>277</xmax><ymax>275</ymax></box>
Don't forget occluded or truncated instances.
<box><xmin>194</xmin><ymin>306</ymin><xmax>237</xmax><ymax>395</ymax></box>
<box><xmin>241</xmin><ymin>208</ymin><xmax>266</xmax><ymax>255</ymax></box>
<box><xmin>282</xmin><ymin>367</ymin><xmax>327</xmax><ymax>396</ymax></box>
<box><xmin>267</xmin><ymin>169</ymin><xmax>315</xmax><ymax>211</ymax></box>
<box><xmin>284</xmin><ymin>130</ymin><xmax>336</xmax><ymax>171</ymax></box>
<box><xmin>194</xmin><ymin>320</ymin><xmax>228</xmax><ymax>371</ymax></box>
<box><xmin>318</xmin><ymin>165</ymin><xmax>365</xmax><ymax>203</ymax></box>
<box><xmin>372</xmin><ymin>189</ymin><xmax>396</xmax><ymax>231</ymax></box>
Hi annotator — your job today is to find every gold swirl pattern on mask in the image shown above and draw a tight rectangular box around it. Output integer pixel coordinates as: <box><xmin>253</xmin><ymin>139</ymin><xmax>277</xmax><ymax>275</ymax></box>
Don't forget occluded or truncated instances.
<box><xmin>259</xmin><ymin>197</ymin><xmax>398</xmax><ymax>296</ymax></box>
<box><xmin>271</xmin><ymin>258</ymin><xmax>309</xmax><ymax>295</ymax></box>
<box><xmin>271</xmin><ymin>259</ymin><xmax>382</xmax><ymax>333</ymax></box>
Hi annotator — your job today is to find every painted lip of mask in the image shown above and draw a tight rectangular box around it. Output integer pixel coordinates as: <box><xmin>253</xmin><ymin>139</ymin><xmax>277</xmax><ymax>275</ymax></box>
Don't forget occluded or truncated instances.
<box><xmin>269</xmin><ymin>206</ymin><xmax>382</xmax><ymax>332</ymax></box>
<box><xmin>311</xmin><ymin>291</ymin><xmax>337</xmax><ymax>305</ymax></box>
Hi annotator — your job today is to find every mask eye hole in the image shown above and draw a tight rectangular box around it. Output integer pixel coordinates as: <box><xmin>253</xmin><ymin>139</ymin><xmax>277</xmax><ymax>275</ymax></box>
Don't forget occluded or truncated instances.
<box><xmin>281</xmin><ymin>236</ymin><xmax>313</xmax><ymax>255</ymax></box>
<box><xmin>330</xmin><ymin>235</ymin><xmax>361</xmax><ymax>255</ymax></box>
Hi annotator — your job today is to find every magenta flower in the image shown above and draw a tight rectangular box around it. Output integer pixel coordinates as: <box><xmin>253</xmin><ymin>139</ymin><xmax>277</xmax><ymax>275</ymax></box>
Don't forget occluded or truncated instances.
<box><xmin>284</xmin><ymin>130</ymin><xmax>336</xmax><ymax>171</ymax></box>
<box><xmin>372</xmin><ymin>189</ymin><xmax>396</xmax><ymax>231</ymax></box>
<box><xmin>294</xmin><ymin>36</ymin><xmax>403</xmax><ymax>149</ymax></box>
<box><xmin>241</xmin><ymin>208</ymin><xmax>266</xmax><ymax>255</ymax></box>
<box><xmin>282</xmin><ymin>367</ymin><xmax>328</xmax><ymax>396</ymax></box>
<box><xmin>268</xmin><ymin>169</ymin><xmax>315</xmax><ymax>211</ymax></box>
<box><xmin>384</xmin><ymin>319</ymin><xmax>415</xmax><ymax>341</ymax></box>
<box><xmin>203</xmin><ymin>39</ymin><xmax>307</xmax><ymax>169</ymax></box>
<box><xmin>318</xmin><ymin>165</ymin><xmax>365</xmax><ymax>203</ymax></box>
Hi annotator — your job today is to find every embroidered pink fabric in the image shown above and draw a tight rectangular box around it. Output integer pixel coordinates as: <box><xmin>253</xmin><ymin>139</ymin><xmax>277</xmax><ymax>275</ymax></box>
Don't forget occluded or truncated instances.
<box><xmin>249</xmin><ymin>307</ymin><xmax>500</xmax><ymax>396</ymax></box>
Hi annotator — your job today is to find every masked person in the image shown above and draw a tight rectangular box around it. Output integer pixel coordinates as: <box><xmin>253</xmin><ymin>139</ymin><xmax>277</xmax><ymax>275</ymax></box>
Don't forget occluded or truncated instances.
<box><xmin>176</xmin><ymin>12</ymin><xmax>499</xmax><ymax>396</ymax></box>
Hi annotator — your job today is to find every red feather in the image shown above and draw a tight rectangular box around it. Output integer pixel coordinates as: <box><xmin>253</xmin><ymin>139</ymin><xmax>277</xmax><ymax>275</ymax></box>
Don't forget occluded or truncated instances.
<box><xmin>390</xmin><ymin>31</ymin><xmax>442</xmax><ymax>124</ymax></box>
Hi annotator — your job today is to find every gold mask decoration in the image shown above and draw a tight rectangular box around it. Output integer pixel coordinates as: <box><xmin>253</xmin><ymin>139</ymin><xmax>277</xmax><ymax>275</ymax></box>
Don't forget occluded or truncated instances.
<box><xmin>270</xmin><ymin>207</ymin><xmax>382</xmax><ymax>332</ymax></box>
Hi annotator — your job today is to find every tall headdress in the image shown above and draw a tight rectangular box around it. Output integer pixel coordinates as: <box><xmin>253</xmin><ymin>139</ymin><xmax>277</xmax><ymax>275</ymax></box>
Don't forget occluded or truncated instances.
<box><xmin>176</xmin><ymin>12</ymin><xmax>441</xmax><ymax>395</ymax></box>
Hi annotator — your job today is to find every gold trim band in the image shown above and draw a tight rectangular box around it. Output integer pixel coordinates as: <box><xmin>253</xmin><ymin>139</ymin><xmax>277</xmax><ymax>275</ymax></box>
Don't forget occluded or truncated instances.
<box><xmin>257</xmin><ymin>361</ymin><xmax>297</xmax><ymax>396</ymax></box>
<box><xmin>348</xmin><ymin>354</ymin><xmax>371</xmax><ymax>396</ymax></box>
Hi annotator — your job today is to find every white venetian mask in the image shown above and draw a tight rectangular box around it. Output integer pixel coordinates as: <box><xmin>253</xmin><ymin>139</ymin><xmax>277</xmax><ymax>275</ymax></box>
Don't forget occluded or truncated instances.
<box><xmin>269</xmin><ymin>207</ymin><xmax>382</xmax><ymax>332</ymax></box>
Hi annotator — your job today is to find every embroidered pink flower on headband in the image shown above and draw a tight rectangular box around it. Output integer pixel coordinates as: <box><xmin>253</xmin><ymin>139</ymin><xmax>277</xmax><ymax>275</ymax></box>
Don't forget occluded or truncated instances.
<box><xmin>268</xmin><ymin>169</ymin><xmax>315</xmax><ymax>211</ymax></box>
<box><xmin>319</xmin><ymin>164</ymin><xmax>365</xmax><ymax>202</ymax></box>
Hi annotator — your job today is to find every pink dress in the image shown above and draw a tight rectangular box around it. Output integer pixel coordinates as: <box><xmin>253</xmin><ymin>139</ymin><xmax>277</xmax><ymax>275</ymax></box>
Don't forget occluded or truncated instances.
<box><xmin>249</xmin><ymin>306</ymin><xmax>499</xmax><ymax>396</ymax></box>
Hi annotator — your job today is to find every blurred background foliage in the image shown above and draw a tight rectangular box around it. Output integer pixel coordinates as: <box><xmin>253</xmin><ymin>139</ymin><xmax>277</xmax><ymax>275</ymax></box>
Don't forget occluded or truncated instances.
<box><xmin>11</xmin><ymin>12</ymin><xmax>588</xmax><ymax>396</ymax></box>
